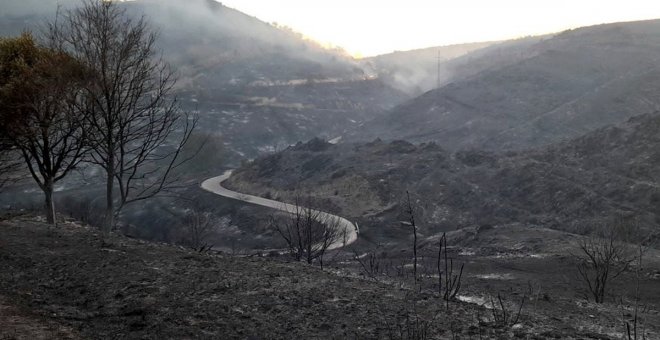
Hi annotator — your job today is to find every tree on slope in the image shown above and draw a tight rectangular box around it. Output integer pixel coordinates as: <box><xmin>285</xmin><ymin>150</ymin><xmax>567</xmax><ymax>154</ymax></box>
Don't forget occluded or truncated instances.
<box><xmin>0</xmin><ymin>33</ymin><xmax>90</xmax><ymax>224</ymax></box>
<box><xmin>272</xmin><ymin>196</ymin><xmax>345</xmax><ymax>268</ymax></box>
<box><xmin>575</xmin><ymin>220</ymin><xmax>637</xmax><ymax>303</ymax></box>
<box><xmin>49</xmin><ymin>0</ymin><xmax>196</xmax><ymax>236</ymax></box>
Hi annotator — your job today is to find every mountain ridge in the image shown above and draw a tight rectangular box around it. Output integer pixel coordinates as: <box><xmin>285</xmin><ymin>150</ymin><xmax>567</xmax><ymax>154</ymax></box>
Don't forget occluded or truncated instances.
<box><xmin>355</xmin><ymin>19</ymin><xmax>660</xmax><ymax>152</ymax></box>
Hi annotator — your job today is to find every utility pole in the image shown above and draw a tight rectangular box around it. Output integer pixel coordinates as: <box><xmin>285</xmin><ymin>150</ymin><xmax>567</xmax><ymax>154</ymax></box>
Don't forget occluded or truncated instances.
<box><xmin>437</xmin><ymin>49</ymin><xmax>441</xmax><ymax>90</ymax></box>
<box><xmin>435</xmin><ymin>49</ymin><xmax>441</xmax><ymax>107</ymax></box>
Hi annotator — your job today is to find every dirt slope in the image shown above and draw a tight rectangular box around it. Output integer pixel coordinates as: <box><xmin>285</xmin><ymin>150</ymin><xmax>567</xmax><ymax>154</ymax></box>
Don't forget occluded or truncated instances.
<box><xmin>1</xmin><ymin>215</ymin><xmax>634</xmax><ymax>339</ymax></box>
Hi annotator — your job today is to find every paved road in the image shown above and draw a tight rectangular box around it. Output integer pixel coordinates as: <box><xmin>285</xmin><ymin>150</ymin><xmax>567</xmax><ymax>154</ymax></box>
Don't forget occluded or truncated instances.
<box><xmin>200</xmin><ymin>170</ymin><xmax>358</xmax><ymax>250</ymax></box>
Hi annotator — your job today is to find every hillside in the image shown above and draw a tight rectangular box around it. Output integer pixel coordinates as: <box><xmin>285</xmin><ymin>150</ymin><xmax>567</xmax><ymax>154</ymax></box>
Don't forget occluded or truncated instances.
<box><xmin>360</xmin><ymin>20</ymin><xmax>660</xmax><ymax>151</ymax></box>
<box><xmin>0</xmin><ymin>216</ymin><xmax>623</xmax><ymax>340</ymax></box>
<box><xmin>361</xmin><ymin>41</ymin><xmax>496</xmax><ymax>94</ymax></box>
<box><xmin>0</xmin><ymin>0</ymin><xmax>409</xmax><ymax>158</ymax></box>
<box><xmin>227</xmin><ymin>112</ymin><xmax>660</xmax><ymax>239</ymax></box>
<box><xmin>361</xmin><ymin>36</ymin><xmax>547</xmax><ymax>96</ymax></box>
<box><xmin>6</xmin><ymin>3</ymin><xmax>660</xmax><ymax>339</ymax></box>
<box><xmin>0</xmin><ymin>0</ymin><xmax>360</xmax><ymax>87</ymax></box>
<box><xmin>130</xmin><ymin>0</ymin><xmax>410</xmax><ymax>156</ymax></box>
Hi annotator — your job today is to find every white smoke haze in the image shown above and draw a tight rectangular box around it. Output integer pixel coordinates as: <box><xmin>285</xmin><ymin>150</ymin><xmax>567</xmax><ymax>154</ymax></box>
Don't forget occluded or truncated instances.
<box><xmin>0</xmin><ymin>0</ymin><xmax>515</xmax><ymax>93</ymax></box>
<box><xmin>362</xmin><ymin>42</ymin><xmax>497</xmax><ymax>95</ymax></box>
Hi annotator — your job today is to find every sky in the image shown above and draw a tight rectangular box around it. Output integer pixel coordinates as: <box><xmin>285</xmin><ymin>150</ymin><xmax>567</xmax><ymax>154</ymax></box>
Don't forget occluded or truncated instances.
<box><xmin>219</xmin><ymin>0</ymin><xmax>660</xmax><ymax>57</ymax></box>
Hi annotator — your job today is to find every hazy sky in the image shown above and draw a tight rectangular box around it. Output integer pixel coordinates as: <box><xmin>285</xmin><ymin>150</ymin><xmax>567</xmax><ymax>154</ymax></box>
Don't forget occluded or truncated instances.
<box><xmin>219</xmin><ymin>0</ymin><xmax>660</xmax><ymax>57</ymax></box>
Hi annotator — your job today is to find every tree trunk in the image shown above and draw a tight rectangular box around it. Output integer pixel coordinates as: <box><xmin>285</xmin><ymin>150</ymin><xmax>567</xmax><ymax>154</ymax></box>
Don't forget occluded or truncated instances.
<box><xmin>413</xmin><ymin>224</ymin><xmax>417</xmax><ymax>282</ymax></box>
<box><xmin>306</xmin><ymin>218</ymin><xmax>313</xmax><ymax>264</ymax></box>
<box><xmin>44</xmin><ymin>178</ymin><xmax>56</xmax><ymax>225</ymax></box>
<box><xmin>103</xmin><ymin>157</ymin><xmax>115</xmax><ymax>239</ymax></box>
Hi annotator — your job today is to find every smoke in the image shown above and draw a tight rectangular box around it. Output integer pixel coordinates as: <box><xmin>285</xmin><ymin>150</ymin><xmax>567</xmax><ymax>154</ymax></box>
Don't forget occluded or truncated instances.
<box><xmin>0</xmin><ymin>0</ymin><xmax>361</xmax><ymax>85</ymax></box>
<box><xmin>362</xmin><ymin>42</ymin><xmax>494</xmax><ymax>95</ymax></box>
<box><xmin>1</xmin><ymin>0</ymin><xmax>80</xmax><ymax>17</ymax></box>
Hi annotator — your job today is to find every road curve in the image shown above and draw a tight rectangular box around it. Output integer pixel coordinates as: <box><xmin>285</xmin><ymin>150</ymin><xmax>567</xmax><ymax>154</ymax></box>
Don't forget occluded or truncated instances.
<box><xmin>200</xmin><ymin>170</ymin><xmax>358</xmax><ymax>250</ymax></box>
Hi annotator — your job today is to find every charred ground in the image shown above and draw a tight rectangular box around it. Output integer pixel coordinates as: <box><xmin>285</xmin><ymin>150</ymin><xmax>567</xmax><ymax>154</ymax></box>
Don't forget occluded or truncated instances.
<box><xmin>1</xmin><ymin>216</ymin><xmax>633</xmax><ymax>340</ymax></box>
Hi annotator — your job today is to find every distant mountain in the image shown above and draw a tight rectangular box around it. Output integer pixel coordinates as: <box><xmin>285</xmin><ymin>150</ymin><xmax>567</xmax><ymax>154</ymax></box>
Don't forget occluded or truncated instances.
<box><xmin>227</xmin><ymin>112</ymin><xmax>660</xmax><ymax>242</ymax></box>
<box><xmin>361</xmin><ymin>37</ymin><xmax>546</xmax><ymax>96</ymax></box>
<box><xmin>359</xmin><ymin>20</ymin><xmax>660</xmax><ymax>152</ymax></box>
<box><xmin>129</xmin><ymin>0</ymin><xmax>362</xmax><ymax>89</ymax></box>
<box><xmin>0</xmin><ymin>0</ymin><xmax>360</xmax><ymax>87</ymax></box>
<box><xmin>126</xmin><ymin>0</ymin><xmax>410</xmax><ymax>156</ymax></box>
<box><xmin>0</xmin><ymin>0</ymin><xmax>409</xmax><ymax>158</ymax></box>
<box><xmin>361</xmin><ymin>42</ymin><xmax>496</xmax><ymax>95</ymax></box>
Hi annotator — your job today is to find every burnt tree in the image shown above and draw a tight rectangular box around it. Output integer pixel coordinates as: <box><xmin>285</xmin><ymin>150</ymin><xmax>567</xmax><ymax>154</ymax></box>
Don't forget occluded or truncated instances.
<box><xmin>49</xmin><ymin>1</ymin><xmax>196</xmax><ymax>236</ymax></box>
<box><xmin>272</xmin><ymin>196</ymin><xmax>345</xmax><ymax>268</ymax></box>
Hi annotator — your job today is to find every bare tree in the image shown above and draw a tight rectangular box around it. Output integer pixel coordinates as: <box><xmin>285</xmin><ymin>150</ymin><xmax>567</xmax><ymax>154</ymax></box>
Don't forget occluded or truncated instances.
<box><xmin>49</xmin><ymin>1</ymin><xmax>196</xmax><ymax>237</ymax></box>
<box><xmin>181</xmin><ymin>209</ymin><xmax>217</xmax><ymax>252</ymax></box>
<box><xmin>272</xmin><ymin>196</ymin><xmax>344</xmax><ymax>267</ymax></box>
<box><xmin>437</xmin><ymin>233</ymin><xmax>464</xmax><ymax>304</ymax></box>
<box><xmin>624</xmin><ymin>227</ymin><xmax>656</xmax><ymax>340</ymax></box>
<box><xmin>575</xmin><ymin>222</ymin><xmax>635</xmax><ymax>303</ymax></box>
<box><xmin>0</xmin><ymin>33</ymin><xmax>89</xmax><ymax>224</ymax></box>
<box><xmin>626</xmin><ymin>244</ymin><xmax>644</xmax><ymax>340</ymax></box>
<box><xmin>488</xmin><ymin>292</ymin><xmax>526</xmax><ymax>327</ymax></box>
<box><xmin>353</xmin><ymin>245</ymin><xmax>385</xmax><ymax>281</ymax></box>
<box><xmin>403</xmin><ymin>191</ymin><xmax>418</xmax><ymax>283</ymax></box>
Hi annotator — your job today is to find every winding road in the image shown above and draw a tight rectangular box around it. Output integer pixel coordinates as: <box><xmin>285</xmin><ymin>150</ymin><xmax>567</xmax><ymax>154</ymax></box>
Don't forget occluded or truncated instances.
<box><xmin>200</xmin><ymin>170</ymin><xmax>358</xmax><ymax>250</ymax></box>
